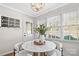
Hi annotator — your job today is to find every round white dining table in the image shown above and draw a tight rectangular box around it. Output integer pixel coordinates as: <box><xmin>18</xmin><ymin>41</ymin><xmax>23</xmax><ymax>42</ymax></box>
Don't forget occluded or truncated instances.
<box><xmin>22</xmin><ymin>40</ymin><xmax>56</xmax><ymax>56</ymax></box>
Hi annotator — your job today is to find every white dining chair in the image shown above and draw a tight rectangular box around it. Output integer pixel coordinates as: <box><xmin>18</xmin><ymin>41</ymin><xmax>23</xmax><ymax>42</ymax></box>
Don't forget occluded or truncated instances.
<box><xmin>47</xmin><ymin>41</ymin><xmax>63</xmax><ymax>56</ymax></box>
<box><xmin>14</xmin><ymin>42</ymin><xmax>32</xmax><ymax>56</ymax></box>
<box><xmin>15</xmin><ymin>50</ymin><xmax>32</xmax><ymax>56</ymax></box>
<box><xmin>54</xmin><ymin>41</ymin><xmax>63</xmax><ymax>50</ymax></box>
<box><xmin>14</xmin><ymin>42</ymin><xmax>24</xmax><ymax>53</ymax></box>
<box><xmin>51</xmin><ymin>49</ymin><xmax>61</xmax><ymax>56</ymax></box>
<box><xmin>53</xmin><ymin>41</ymin><xmax>63</xmax><ymax>56</ymax></box>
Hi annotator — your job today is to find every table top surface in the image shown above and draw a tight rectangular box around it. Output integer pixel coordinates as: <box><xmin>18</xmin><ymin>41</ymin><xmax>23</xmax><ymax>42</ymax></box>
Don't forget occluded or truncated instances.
<box><xmin>22</xmin><ymin>40</ymin><xmax>56</xmax><ymax>52</ymax></box>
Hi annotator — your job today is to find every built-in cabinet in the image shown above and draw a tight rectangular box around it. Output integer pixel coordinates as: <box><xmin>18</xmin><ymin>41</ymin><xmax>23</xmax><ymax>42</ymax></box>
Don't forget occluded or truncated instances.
<box><xmin>1</xmin><ymin>16</ymin><xmax>20</xmax><ymax>28</ymax></box>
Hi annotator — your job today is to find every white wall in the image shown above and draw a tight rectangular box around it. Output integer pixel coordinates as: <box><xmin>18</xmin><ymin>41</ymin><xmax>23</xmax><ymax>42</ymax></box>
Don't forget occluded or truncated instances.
<box><xmin>0</xmin><ymin>5</ymin><xmax>33</xmax><ymax>55</ymax></box>
<box><xmin>22</xmin><ymin>16</ymin><xmax>34</xmax><ymax>42</ymax></box>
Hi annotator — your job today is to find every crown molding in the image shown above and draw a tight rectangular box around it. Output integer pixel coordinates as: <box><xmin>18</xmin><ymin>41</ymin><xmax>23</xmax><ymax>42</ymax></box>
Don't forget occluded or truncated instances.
<box><xmin>0</xmin><ymin>3</ymin><xmax>69</xmax><ymax>19</ymax></box>
<box><xmin>0</xmin><ymin>3</ymin><xmax>35</xmax><ymax>19</ymax></box>
<box><xmin>36</xmin><ymin>3</ymin><xmax>69</xmax><ymax>18</ymax></box>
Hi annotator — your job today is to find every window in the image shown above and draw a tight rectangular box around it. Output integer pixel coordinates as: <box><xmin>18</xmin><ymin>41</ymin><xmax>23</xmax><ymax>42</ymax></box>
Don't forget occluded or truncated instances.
<box><xmin>63</xmin><ymin>11</ymin><xmax>79</xmax><ymax>40</ymax></box>
<box><xmin>26</xmin><ymin>22</ymin><xmax>32</xmax><ymax>34</ymax></box>
<box><xmin>46</xmin><ymin>10</ymin><xmax>79</xmax><ymax>40</ymax></box>
<box><xmin>47</xmin><ymin>16</ymin><xmax>61</xmax><ymax>39</ymax></box>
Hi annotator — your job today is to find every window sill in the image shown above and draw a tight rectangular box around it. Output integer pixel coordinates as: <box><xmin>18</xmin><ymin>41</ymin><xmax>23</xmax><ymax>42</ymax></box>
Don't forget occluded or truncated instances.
<box><xmin>46</xmin><ymin>38</ymin><xmax>79</xmax><ymax>43</ymax></box>
<box><xmin>55</xmin><ymin>39</ymin><xmax>79</xmax><ymax>44</ymax></box>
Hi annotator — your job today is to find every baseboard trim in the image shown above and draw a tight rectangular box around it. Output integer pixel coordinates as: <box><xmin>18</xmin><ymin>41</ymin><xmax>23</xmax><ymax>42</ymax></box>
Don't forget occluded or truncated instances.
<box><xmin>0</xmin><ymin>50</ymin><xmax>14</xmax><ymax>56</ymax></box>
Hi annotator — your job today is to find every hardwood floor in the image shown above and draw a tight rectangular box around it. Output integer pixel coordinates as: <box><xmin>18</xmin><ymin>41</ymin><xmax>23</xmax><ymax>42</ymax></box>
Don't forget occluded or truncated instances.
<box><xmin>3</xmin><ymin>52</ymin><xmax>47</xmax><ymax>56</ymax></box>
<box><xmin>4</xmin><ymin>52</ymin><xmax>15</xmax><ymax>56</ymax></box>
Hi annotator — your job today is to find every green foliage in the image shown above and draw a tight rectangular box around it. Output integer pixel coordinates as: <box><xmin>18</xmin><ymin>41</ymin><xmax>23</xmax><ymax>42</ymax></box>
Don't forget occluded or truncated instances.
<box><xmin>35</xmin><ymin>24</ymin><xmax>48</xmax><ymax>35</ymax></box>
<box><xmin>64</xmin><ymin>35</ymin><xmax>77</xmax><ymax>40</ymax></box>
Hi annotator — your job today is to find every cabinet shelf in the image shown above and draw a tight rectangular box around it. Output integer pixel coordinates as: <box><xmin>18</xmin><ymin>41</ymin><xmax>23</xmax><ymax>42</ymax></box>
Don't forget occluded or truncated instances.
<box><xmin>1</xmin><ymin>16</ymin><xmax>20</xmax><ymax>28</ymax></box>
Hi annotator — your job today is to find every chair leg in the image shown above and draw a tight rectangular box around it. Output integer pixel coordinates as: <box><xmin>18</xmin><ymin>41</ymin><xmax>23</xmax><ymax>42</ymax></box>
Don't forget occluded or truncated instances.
<box><xmin>44</xmin><ymin>52</ymin><xmax>48</xmax><ymax>56</ymax></box>
<box><xmin>14</xmin><ymin>49</ymin><xmax>16</xmax><ymax>56</ymax></box>
<box><xmin>61</xmin><ymin>48</ymin><xmax>63</xmax><ymax>56</ymax></box>
<box><xmin>33</xmin><ymin>52</ymin><xmax>38</xmax><ymax>56</ymax></box>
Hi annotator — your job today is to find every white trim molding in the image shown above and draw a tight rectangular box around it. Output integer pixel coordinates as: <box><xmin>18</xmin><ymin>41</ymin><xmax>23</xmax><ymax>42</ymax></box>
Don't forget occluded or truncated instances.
<box><xmin>0</xmin><ymin>3</ymin><xmax>34</xmax><ymax>19</ymax></box>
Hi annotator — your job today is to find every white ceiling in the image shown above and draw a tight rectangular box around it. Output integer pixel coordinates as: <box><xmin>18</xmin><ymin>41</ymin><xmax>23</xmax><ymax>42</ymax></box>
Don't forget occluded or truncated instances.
<box><xmin>1</xmin><ymin>3</ymin><xmax>68</xmax><ymax>17</ymax></box>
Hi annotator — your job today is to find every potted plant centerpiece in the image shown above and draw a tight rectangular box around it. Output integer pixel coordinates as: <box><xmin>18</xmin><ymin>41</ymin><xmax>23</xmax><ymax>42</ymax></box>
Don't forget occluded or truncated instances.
<box><xmin>35</xmin><ymin>24</ymin><xmax>48</xmax><ymax>40</ymax></box>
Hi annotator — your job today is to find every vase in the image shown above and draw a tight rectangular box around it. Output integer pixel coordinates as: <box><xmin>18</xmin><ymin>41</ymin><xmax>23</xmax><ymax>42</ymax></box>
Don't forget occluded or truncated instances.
<box><xmin>39</xmin><ymin>35</ymin><xmax>45</xmax><ymax>40</ymax></box>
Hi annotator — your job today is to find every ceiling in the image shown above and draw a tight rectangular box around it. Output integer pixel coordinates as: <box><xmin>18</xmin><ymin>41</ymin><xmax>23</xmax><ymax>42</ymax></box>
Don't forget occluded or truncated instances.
<box><xmin>1</xmin><ymin>3</ymin><xmax>68</xmax><ymax>17</ymax></box>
